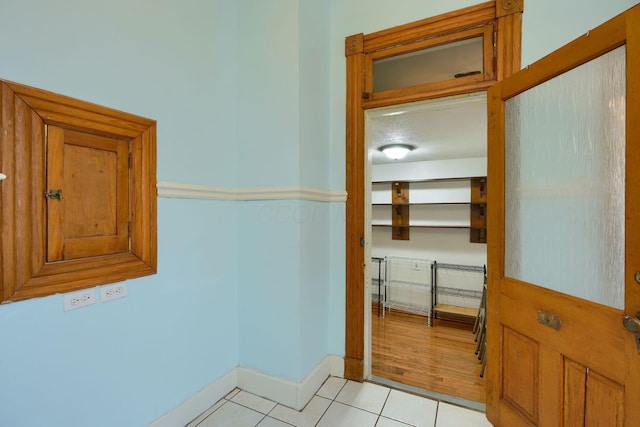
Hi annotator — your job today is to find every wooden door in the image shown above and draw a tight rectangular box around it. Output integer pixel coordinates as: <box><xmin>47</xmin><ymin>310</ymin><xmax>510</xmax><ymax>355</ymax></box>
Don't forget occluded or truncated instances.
<box><xmin>47</xmin><ymin>126</ymin><xmax>130</xmax><ymax>261</ymax></box>
<box><xmin>487</xmin><ymin>5</ymin><xmax>640</xmax><ymax>426</ymax></box>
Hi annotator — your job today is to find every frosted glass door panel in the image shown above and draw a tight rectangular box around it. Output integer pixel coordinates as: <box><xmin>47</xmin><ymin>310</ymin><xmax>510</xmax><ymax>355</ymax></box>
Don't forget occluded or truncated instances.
<box><xmin>504</xmin><ymin>46</ymin><xmax>625</xmax><ymax>310</ymax></box>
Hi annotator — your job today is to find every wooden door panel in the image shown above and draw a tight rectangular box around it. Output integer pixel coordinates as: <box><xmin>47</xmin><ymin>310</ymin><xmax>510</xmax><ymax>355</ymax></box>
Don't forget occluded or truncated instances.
<box><xmin>47</xmin><ymin>126</ymin><xmax>129</xmax><ymax>262</ymax></box>
<box><xmin>64</xmin><ymin>144</ymin><xmax>117</xmax><ymax>238</ymax></box>
<box><xmin>502</xmin><ymin>327</ymin><xmax>539</xmax><ymax>423</ymax></box>
<box><xmin>563</xmin><ymin>359</ymin><xmax>587</xmax><ymax>427</ymax></box>
<box><xmin>500</xmin><ymin>280</ymin><xmax>625</xmax><ymax>385</ymax></box>
<box><xmin>585</xmin><ymin>371</ymin><xmax>623</xmax><ymax>427</ymax></box>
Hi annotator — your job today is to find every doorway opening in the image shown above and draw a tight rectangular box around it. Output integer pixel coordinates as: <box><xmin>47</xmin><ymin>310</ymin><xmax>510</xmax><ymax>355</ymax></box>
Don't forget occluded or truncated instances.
<box><xmin>364</xmin><ymin>93</ymin><xmax>488</xmax><ymax>406</ymax></box>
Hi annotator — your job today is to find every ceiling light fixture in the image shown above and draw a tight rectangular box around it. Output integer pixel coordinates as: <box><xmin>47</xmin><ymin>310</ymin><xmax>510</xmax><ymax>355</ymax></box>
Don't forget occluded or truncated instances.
<box><xmin>378</xmin><ymin>144</ymin><xmax>416</xmax><ymax>160</ymax></box>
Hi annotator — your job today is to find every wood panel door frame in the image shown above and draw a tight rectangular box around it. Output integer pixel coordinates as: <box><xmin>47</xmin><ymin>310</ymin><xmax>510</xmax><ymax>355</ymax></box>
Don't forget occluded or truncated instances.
<box><xmin>487</xmin><ymin>5</ymin><xmax>640</xmax><ymax>425</ymax></box>
<box><xmin>344</xmin><ymin>0</ymin><xmax>523</xmax><ymax>381</ymax></box>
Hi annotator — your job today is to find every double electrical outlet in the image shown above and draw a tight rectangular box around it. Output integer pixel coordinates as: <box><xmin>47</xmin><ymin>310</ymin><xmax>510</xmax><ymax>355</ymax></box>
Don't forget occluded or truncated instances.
<box><xmin>63</xmin><ymin>282</ymin><xmax>128</xmax><ymax>311</ymax></box>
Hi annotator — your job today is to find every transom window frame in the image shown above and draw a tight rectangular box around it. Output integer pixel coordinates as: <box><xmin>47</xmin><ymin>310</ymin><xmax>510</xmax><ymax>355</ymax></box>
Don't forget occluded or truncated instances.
<box><xmin>365</xmin><ymin>24</ymin><xmax>496</xmax><ymax>105</ymax></box>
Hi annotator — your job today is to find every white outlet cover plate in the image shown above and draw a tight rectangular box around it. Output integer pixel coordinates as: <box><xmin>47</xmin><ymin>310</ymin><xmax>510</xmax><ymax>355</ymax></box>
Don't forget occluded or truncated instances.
<box><xmin>100</xmin><ymin>282</ymin><xmax>128</xmax><ymax>302</ymax></box>
<box><xmin>63</xmin><ymin>289</ymin><xmax>96</xmax><ymax>311</ymax></box>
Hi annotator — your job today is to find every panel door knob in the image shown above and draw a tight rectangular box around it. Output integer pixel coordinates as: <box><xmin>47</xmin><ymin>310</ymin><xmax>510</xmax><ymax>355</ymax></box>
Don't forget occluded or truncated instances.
<box><xmin>623</xmin><ymin>312</ymin><xmax>640</xmax><ymax>333</ymax></box>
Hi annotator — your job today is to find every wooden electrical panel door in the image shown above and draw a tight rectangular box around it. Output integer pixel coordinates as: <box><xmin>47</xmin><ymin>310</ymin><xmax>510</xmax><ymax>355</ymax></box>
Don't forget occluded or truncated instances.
<box><xmin>0</xmin><ymin>78</ymin><xmax>156</xmax><ymax>303</ymax></box>
<box><xmin>46</xmin><ymin>127</ymin><xmax>130</xmax><ymax>261</ymax></box>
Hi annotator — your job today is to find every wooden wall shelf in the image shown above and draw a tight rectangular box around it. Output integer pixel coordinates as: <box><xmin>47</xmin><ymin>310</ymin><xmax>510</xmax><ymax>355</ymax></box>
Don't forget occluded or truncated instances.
<box><xmin>372</xmin><ymin>177</ymin><xmax>487</xmax><ymax>243</ymax></box>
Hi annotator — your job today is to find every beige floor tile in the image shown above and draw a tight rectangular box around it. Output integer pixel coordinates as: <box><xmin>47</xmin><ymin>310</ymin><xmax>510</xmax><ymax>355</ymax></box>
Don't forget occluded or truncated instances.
<box><xmin>230</xmin><ymin>390</ymin><xmax>277</xmax><ymax>414</ymax></box>
<box><xmin>435</xmin><ymin>402</ymin><xmax>491</xmax><ymax>427</ymax></box>
<box><xmin>268</xmin><ymin>396</ymin><xmax>331</xmax><ymax>427</ymax></box>
<box><xmin>381</xmin><ymin>390</ymin><xmax>438</xmax><ymax>427</ymax></box>
<box><xmin>335</xmin><ymin>380</ymin><xmax>390</xmax><ymax>414</ymax></box>
<box><xmin>316</xmin><ymin>402</ymin><xmax>379</xmax><ymax>427</ymax></box>
<box><xmin>316</xmin><ymin>376</ymin><xmax>347</xmax><ymax>400</ymax></box>
<box><xmin>197</xmin><ymin>401</ymin><xmax>264</xmax><ymax>427</ymax></box>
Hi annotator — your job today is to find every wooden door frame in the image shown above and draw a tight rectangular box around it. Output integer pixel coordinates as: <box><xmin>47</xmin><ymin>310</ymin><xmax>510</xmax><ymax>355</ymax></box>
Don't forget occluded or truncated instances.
<box><xmin>344</xmin><ymin>0</ymin><xmax>524</xmax><ymax>381</ymax></box>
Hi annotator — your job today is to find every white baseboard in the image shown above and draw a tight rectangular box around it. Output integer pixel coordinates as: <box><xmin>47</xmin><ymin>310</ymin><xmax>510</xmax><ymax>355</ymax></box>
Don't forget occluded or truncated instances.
<box><xmin>147</xmin><ymin>369</ymin><xmax>237</xmax><ymax>427</ymax></box>
<box><xmin>238</xmin><ymin>355</ymin><xmax>343</xmax><ymax>410</ymax></box>
<box><xmin>147</xmin><ymin>355</ymin><xmax>344</xmax><ymax>425</ymax></box>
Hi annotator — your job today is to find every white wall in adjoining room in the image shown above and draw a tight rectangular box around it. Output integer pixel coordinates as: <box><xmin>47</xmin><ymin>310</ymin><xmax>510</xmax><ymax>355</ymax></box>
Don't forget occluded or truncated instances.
<box><xmin>370</xmin><ymin>157</ymin><xmax>487</xmax><ymax>311</ymax></box>
<box><xmin>370</xmin><ymin>155</ymin><xmax>487</xmax><ymax>261</ymax></box>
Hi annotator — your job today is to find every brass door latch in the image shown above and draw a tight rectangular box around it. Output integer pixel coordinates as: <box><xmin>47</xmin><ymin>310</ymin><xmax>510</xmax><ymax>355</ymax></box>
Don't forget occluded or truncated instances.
<box><xmin>45</xmin><ymin>189</ymin><xmax>63</xmax><ymax>200</ymax></box>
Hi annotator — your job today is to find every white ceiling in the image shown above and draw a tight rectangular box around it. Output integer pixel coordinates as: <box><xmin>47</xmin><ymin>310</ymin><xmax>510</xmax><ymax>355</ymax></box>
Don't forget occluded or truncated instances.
<box><xmin>366</xmin><ymin>92</ymin><xmax>487</xmax><ymax>165</ymax></box>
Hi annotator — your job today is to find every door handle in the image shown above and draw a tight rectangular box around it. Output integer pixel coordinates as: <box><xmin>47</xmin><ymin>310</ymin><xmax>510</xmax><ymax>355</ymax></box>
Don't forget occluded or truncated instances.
<box><xmin>623</xmin><ymin>312</ymin><xmax>640</xmax><ymax>333</ymax></box>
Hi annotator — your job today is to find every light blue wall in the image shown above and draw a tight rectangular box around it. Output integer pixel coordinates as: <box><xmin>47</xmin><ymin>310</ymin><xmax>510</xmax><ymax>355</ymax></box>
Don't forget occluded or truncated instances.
<box><xmin>521</xmin><ymin>0</ymin><xmax>639</xmax><ymax>66</ymax></box>
<box><xmin>2</xmin><ymin>0</ymin><xmax>639</xmax><ymax>426</ymax></box>
<box><xmin>299</xmin><ymin>201</ymin><xmax>331</xmax><ymax>376</ymax></box>
<box><xmin>328</xmin><ymin>203</ymin><xmax>346</xmax><ymax>355</ymax></box>
<box><xmin>234</xmin><ymin>0</ymin><xmax>335</xmax><ymax>383</ymax></box>
<box><xmin>0</xmin><ymin>1</ymin><xmax>240</xmax><ymax>426</ymax></box>
<box><xmin>236</xmin><ymin>0</ymin><xmax>300</xmax><ymax>188</ymax></box>
<box><xmin>299</xmin><ymin>0</ymin><xmax>331</xmax><ymax>190</ymax></box>
<box><xmin>237</xmin><ymin>199</ymin><xmax>332</xmax><ymax>382</ymax></box>
<box><xmin>0</xmin><ymin>198</ymin><xmax>238</xmax><ymax>427</ymax></box>
<box><xmin>237</xmin><ymin>200</ymin><xmax>303</xmax><ymax>380</ymax></box>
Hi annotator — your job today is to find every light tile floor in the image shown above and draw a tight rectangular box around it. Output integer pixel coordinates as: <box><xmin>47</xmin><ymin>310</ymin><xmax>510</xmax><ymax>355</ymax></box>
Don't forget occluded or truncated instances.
<box><xmin>186</xmin><ymin>377</ymin><xmax>493</xmax><ymax>427</ymax></box>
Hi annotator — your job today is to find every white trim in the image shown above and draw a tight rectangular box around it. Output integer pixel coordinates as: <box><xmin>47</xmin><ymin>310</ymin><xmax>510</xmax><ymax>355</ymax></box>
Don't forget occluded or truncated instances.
<box><xmin>156</xmin><ymin>182</ymin><xmax>237</xmax><ymax>200</ymax></box>
<box><xmin>147</xmin><ymin>355</ymin><xmax>345</xmax><ymax>425</ymax></box>
<box><xmin>238</xmin><ymin>355</ymin><xmax>344</xmax><ymax>411</ymax></box>
<box><xmin>156</xmin><ymin>181</ymin><xmax>347</xmax><ymax>202</ymax></box>
<box><xmin>147</xmin><ymin>369</ymin><xmax>237</xmax><ymax>427</ymax></box>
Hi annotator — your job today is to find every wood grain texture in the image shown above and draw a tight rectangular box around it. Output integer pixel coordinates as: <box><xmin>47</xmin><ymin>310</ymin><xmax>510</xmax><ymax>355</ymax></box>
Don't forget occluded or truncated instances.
<box><xmin>496</xmin><ymin>0</ymin><xmax>524</xmax><ymax>18</ymax></box>
<box><xmin>344</xmin><ymin>46</ymin><xmax>366</xmax><ymax>380</ymax></box>
<box><xmin>345</xmin><ymin>34</ymin><xmax>364</xmax><ymax>57</ymax></box>
<box><xmin>486</xmin><ymin>82</ymin><xmax>506</xmax><ymax>427</ymax></box>
<box><xmin>539</xmin><ymin>346</ymin><xmax>563</xmax><ymax>427</ymax></box>
<box><xmin>363</xmin><ymin>2</ymin><xmax>496</xmax><ymax>53</ymax></box>
<box><xmin>625</xmin><ymin>5</ymin><xmax>640</xmax><ymax>425</ymax></box>
<box><xmin>0</xmin><ymin>78</ymin><xmax>156</xmax><ymax>303</ymax></box>
<box><xmin>563</xmin><ymin>359</ymin><xmax>587</xmax><ymax>427</ymax></box>
<box><xmin>391</xmin><ymin>182</ymin><xmax>409</xmax><ymax>240</ymax></box>
<box><xmin>371</xmin><ymin>309</ymin><xmax>486</xmax><ymax>403</ymax></box>
<box><xmin>502</xmin><ymin>327</ymin><xmax>538</xmax><ymax>423</ymax></box>
<box><xmin>57</xmin><ymin>129</ymin><xmax>129</xmax><ymax>260</ymax></box>
<box><xmin>496</xmin><ymin>12</ymin><xmax>522</xmax><ymax>81</ymax></box>
<box><xmin>1</xmin><ymin>83</ymin><xmax>17</xmax><ymax>301</ymax></box>
<box><xmin>585</xmin><ymin>371</ymin><xmax>623</xmax><ymax>427</ymax></box>
<box><xmin>46</xmin><ymin>126</ymin><xmax>65</xmax><ymax>262</ymax></box>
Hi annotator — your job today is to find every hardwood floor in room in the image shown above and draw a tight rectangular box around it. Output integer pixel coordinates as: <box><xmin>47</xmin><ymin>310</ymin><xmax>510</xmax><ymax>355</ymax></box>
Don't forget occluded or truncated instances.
<box><xmin>371</xmin><ymin>307</ymin><xmax>486</xmax><ymax>403</ymax></box>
